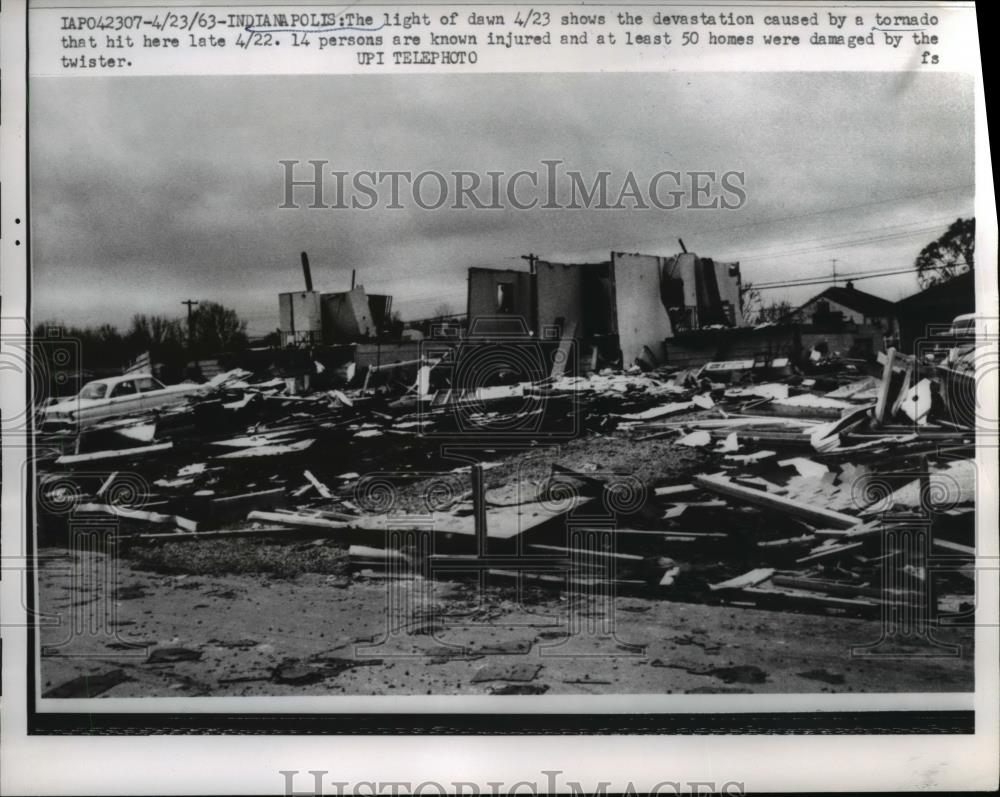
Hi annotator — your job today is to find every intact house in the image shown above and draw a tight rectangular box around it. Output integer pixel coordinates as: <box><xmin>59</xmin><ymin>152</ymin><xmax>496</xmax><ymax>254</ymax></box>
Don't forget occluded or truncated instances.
<box><xmin>466</xmin><ymin>251</ymin><xmax>743</xmax><ymax>369</ymax></box>
<box><xmin>786</xmin><ymin>282</ymin><xmax>898</xmax><ymax>358</ymax></box>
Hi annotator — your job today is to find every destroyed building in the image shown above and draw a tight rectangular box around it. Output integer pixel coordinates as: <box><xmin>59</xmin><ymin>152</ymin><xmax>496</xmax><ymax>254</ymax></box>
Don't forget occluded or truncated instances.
<box><xmin>278</xmin><ymin>252</ymin><xmax>394</xmax><ymax>345</ymax></box>
<box><xmin>467</xmin><ymin>250</ymin><xmax>742</xmax><ymax>368</ymax></box>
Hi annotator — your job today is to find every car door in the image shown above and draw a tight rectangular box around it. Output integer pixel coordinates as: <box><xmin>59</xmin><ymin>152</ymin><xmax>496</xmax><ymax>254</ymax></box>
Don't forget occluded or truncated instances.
<box><xmin>134</xmin><ymin>376</ymin><xmax>169</xmax><ymax>412</ymax></box>
<box><xmin>105</xmin><ymin>379</ymin><xmax>142</xmax><ymax>419</ymax></box>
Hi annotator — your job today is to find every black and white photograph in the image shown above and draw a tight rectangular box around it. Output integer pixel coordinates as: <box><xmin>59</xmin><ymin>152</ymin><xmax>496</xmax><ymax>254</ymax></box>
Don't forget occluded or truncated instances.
<box><xmin>1</xmin><ymin>1</ymin><xmax>996</xmax><ymax>793</ymax></box>
<box><xmin>26</xmin><ymin>69</ymin><xmax>981</xmax><ymax>701</ymax></box>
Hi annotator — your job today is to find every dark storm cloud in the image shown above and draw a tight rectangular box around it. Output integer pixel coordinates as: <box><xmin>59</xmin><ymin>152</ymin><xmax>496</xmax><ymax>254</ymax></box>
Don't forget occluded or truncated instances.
<box><xmin>30</xmin><ymin>72</ymin><xmax>973</xmax><ymax>331</ymax></box>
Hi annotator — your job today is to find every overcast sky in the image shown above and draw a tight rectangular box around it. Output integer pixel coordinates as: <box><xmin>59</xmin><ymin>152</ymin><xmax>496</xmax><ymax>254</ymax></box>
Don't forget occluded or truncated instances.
<box><xmin>30</xmin><ymin>72</ymin><xmax>973</xmax><ymax>334</ymax></box>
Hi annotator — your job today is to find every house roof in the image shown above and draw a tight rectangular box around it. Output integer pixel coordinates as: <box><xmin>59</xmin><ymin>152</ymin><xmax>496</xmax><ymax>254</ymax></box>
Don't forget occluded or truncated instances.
<box><xmin>799</xmin><ymin>284</ymin><xmax>897</xmax><ymax>317</ymax></box>
<box><xmin>895</xmin><ymin>270</ymin><xmax>975</xmax><ymax>314</ymax></box>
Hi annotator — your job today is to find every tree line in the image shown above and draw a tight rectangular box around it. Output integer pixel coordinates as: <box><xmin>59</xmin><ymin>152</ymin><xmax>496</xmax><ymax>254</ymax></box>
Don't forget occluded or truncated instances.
<box><xmin>36</xmin><ymin>301</ymin><xmax>249</xmax><ymax>385</ymax></box>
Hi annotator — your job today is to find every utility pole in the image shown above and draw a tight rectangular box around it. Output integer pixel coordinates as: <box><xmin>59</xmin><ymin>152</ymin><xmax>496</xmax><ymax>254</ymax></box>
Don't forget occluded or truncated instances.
<box><xmin>521</xmin><ymin>253</ymin><xmax>539</xmax><ymax>334</ymax></box>
<box><xmin>830</xmin><ymin>258</ymin><xmax>838</xmax><ymax>286</ymax></box>
<box><xmin>182</xmin><ymin>299</ymin><xmax>199</xmax><ymax>349</ymax></box>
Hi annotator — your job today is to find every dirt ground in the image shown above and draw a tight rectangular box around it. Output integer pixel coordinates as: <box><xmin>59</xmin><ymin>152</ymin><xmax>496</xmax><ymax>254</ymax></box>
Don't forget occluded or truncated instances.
<box><xmin>38</xmin><ymin>548</ymin><xmax>974</xmax><ymax>698</ymax></box>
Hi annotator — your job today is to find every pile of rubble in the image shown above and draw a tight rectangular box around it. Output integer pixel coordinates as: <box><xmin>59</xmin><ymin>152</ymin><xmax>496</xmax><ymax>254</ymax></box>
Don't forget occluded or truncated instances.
<box><xmin>37</xmin><ymin>345</ymin><xmax>977</xmax><ymax>621</ymax></box>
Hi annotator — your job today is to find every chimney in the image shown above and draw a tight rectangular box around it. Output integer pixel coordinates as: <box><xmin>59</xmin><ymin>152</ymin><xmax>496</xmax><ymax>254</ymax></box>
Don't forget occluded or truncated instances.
<box><xmin>300</xmin><ymin>252</ymin><xmax>313</xmax><ymax>292</ymax></box>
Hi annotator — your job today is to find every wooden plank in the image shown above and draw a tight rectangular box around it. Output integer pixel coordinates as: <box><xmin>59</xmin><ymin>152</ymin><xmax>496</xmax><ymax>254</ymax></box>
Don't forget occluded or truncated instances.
<box><xmin>653</xmin><ymin>484</ymin><xmax>698</xmax><ymax>498</ymax></box>
<box><xmin>136</xmin><ymin>525</ymin><xmax>296</xmax><ymax>541</ymax></box>
<box><xmin>771</xmin><ymin>574</ymin><xmax>921</xmax><ymax>601</ymax></box>
<box><xmin>248</xmin><ymin>510</ymin><xmax>348</xmax><ymax>530</ymax></box>
<box><xmin>528</xmin><ymin>544</ymin><xmax>645</xmax><ymax>562</ymax></box>
<box><xmin>348</xmin><ymin>545</ymin><xmax>410</xmax><ymax>564</ymax></box>
<box><xmin>890</xmin><ymin>365</ymin><xmax>913</xmax><ymax>419</ymax></box>
<box><xmin>212</xmin><ymin>488</ymin><xmax>286</xmax><ymax>506</ymax></box>
<box><xmin>215</xmin><ymin>439</ymin><xmax>314</xmax><ymax>459</ymax></box>
<box><xmin>303</xmin><ymin>470</ymin><xmax>333</xmax><ymax>499</ymax></box>
<box><xmin>693</xmin><ymin>473</ymin><xmax>861</xmax><ymax>529</ymax></box>
<box><xmin>57</xmin><ymin>442</ymin><xmax>172</xmax><ymax>465</ymax></box>
<box><xmin>77</xmin><ymin>502</ymin><xmax>197</xmax><ymax>532</ymax></box>
<box><xmin>743</xmin><ymin>585</ymin><xmax>878</xmax><ymax>610</ymax></box>
<box><xmin>772</xmin><ymin>575</ymin><xmax>867</xmax><ymax>598</ymax></box>
<box><xmin>250</xmin><ymin>497</ymin><xmax>592</xmax><ymax>541</ymax></box>
<box><xmin>934</xmin><ymin>539</ymin><xmax>975</xmax><ymax>556</ymax></box>
<box><xmin>95</xmin><ymin>471</ymin><xmax>118</xmax><ymax>498</ymax></box>
<box><xmin>873</xmin><ymin>347</ymin><xmax>896</xmax><ymax>424</ymax></box>
<box><xmin>795</xmin><ymin>541</ymin><xmax>865</xmax><ymax>564</ymax></box>
<box><xmin>573</xmin><ymin>526</ymin><xmax>727</xmax><ymax>540</ymax></box>
<box><xmin>709</xmin><ymin>568</ymin><xmax>775</xmax><ymax>591</ymax></box>
<box><xmin>757</xmin><ymin>534</ymin><xmax>816</xmax><ymax>547</ymax></box>
<box><xmin>487</xmin><ymin>569</ymin><xmax>645</xmax><ymax>588</ymax></box>
<box><xmin>549</xmin><ymin>321</ymin><xmax>578</xmax><ymax>380</ymax></box>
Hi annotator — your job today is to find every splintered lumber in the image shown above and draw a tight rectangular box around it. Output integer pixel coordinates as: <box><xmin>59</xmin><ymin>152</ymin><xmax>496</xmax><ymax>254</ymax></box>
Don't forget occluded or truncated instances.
<box><xmin>212</xmin><ymin>488</ymin><xmax>286</xmax><ymax>506</ymax></box>
<box><xmin>771</xmin><ymin>574</ymin><xmax>921</xmax><ymax>601</ymax></box>
<box><xmin>56</xmin><ymin>442</ymin><xmax>172</xmax><ymax>465</ymax></box>
<box><xmin>303</xmin><ymin>470</ymin><xmax>333</xmax><ymax>499</ymax></box>
<box><xmin>933</xmin><ymin>539</ymin><xmax>975</xmax><ymax>556</ymax></box>
<box><xmin>528</xmin><ymin>544</ymin><xmax>646</xmax><ymax>562</ymax></box>
<box><xmin>890</xmin><ymin>365</ymin><xmax>913</xmax><ymax>418</ymax></box>
<box><xmin>549</xmin><ymin>321</ymin><xmax>578</xmax><ymax>380</ymax></box>
<box><xmin>136</xmin><ymin>525</ymin><xmax>296</xmax><ymax>541</ymax></box>
<box><xmin>210</xmin><ymin>488</ymin><xmax>286</xmax><ymax>518</ymax></box>
<box><xmin>809</xmin><ymin>405</ymin><xmax>872</xmax><ymax>452</ymax></box>
<box><xmin>95</xmin><ymin>471</ymin><xmax>118</xmax><ymax>498</ymax></box>
<box><xmin>487</xmin><ymin>569</ymin><xmax>645</xmax><ymax>589</ymax></box>
<box><xmin>772</xmin><ymin>575</ymin><xmax>866</xmax><ymax>598</ymax></box>
<box><xmin>659</xmin><ymin>566</ymin><xmax>681</xmax><ymax>586</ymax></box>
<box><xmin>709</xmin><ymin>568</ymin><xmax>775</xmax><ymax>591</ymax></box>
<box><xmin>249</xmin><ymin>497</ymin><xmax>592</xmax><ymax>541</ymax></box>
<box><xmin>619</xmin><ymin>401</ymin><xmax>695</xmax><ymax>421</ymax></box>
<box><xmin>76</xmin><ymin>502</ymin><xmax>197</xmax><ymax>532</ymax></box>
<box><xmin>795</xmin><ymin>541</ymin><xmax>865</xmax><ymax>564</ymax></box>
<box><xmin>348</xmin><ymin>545</ymin><xmax>411</xmax><ymax>565</ymax></box>
<box><xmin>574</xmin><ymin>526</ymin><xmax>727</xmax><ymax>540</ymax></box>
<box><xmin>662</xmin><ymin>501</ymin><xmax>726</xmax><ymax>519</ymax></box>
<box><xmin>742</xmin><ymin>585</ymin><xmax>878</xmax><ymax>612</ymax></box>
<box><xmin>757</xmin><ymin>534</ymin><xmax>816</xmax><ymax>547</ymax></box>
<box><xmin>873</xmin><ymin>347</ymin><xmax>896</xmax><ymax>424</ymax></box>
<box><xmin>215</xmin><ymin>439</ymin><xmax>315</xmax><ymax>459</ymax></box>
<box><xmin>693</xmin><ymin>473</ymin><xmax>861</xmax><ymax>529</ymax></box>
<box><xmin>247</xmin><ymin>510</ymin><xmax>349</xmax><ymax>530</ymax></box>
<box><xmin>653</xmin><ymin>484</ymin><xmax>698</xmax><ymax>498</ymax></box>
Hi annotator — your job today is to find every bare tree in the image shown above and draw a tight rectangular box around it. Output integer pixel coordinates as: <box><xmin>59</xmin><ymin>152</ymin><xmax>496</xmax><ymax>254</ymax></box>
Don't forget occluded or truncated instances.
<box><xmin>189</xmin><ymin>301</ymin><xmax>248</xmax><ymax>355</ymax></box>
<box><xmin>740</xmin><ymin>282</ymin><xmax>762</xmax><ymax>324</ymax></box>
<box><xmin>128</xmin><ymin>314</ymin><xmax>184</xmax><ymax>348</ymax></box>
<box><xmin>741</xmin><ymin>283</ymin><xmax>794</xmax><ymax>325</ymax></box>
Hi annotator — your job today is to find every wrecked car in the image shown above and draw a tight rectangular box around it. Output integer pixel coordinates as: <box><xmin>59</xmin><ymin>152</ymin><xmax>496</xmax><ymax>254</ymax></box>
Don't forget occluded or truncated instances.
<box><xmin>41</xmin><ymin>374</ymin><xmax>206</xmax><ymax>429</ymax></box>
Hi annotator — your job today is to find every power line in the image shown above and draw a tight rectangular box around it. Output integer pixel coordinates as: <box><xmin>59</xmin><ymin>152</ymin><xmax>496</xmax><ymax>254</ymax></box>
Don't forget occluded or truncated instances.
<box><xmin>733</xmin><ymin>215</ymin><xmax>958</xmax><ymax>258</ymax></box>
<box><xmin>735</xmin><ymin>220</ymin><xmax>962</xmax><ymax>262</ymax></box>
<box><xmin>750</xmin><ymin>262</ymin><xmax>969</xmax><ymax>291</ymax></box>
<box><xmin>752</xmin><ymin>259</ymin><xmax>969</xmax><ymax>289</ymax></box>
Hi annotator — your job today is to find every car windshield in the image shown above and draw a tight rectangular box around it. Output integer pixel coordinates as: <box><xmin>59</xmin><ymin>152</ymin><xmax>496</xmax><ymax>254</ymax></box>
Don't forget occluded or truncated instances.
<box><xmin>78</xmin><ymin>382</ymin><xmax>108</xmax><ymax>400</ymax></box>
